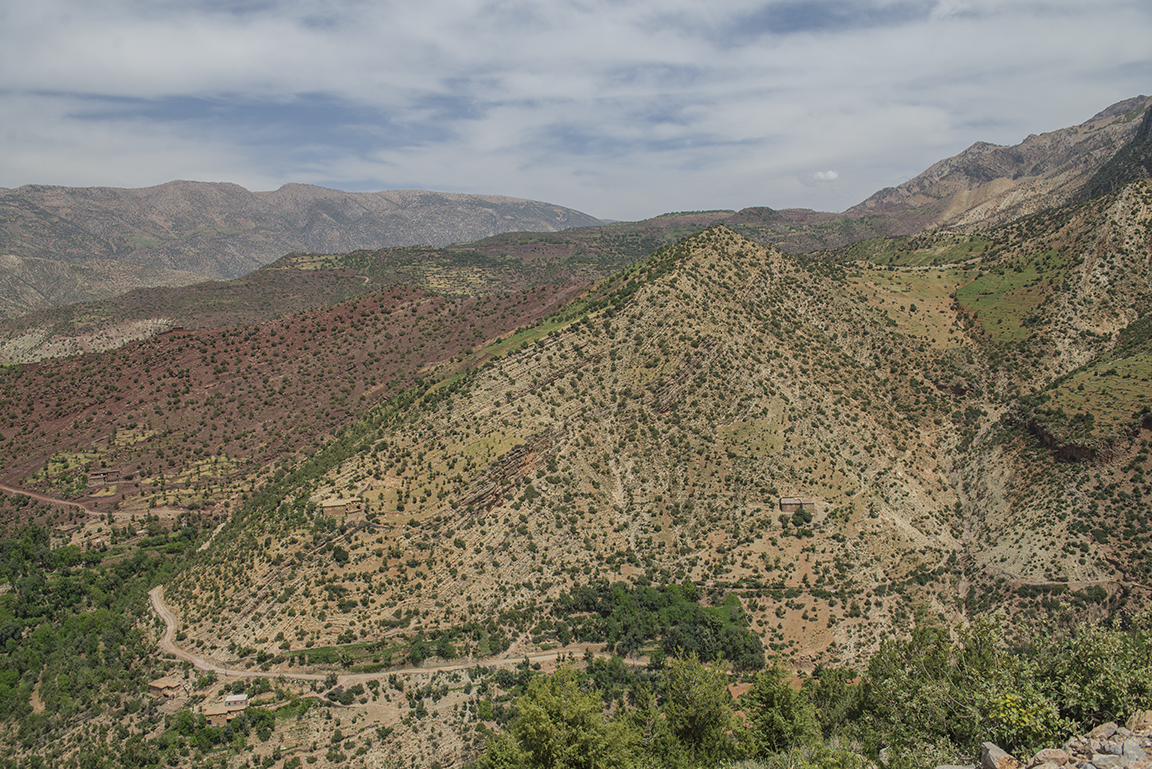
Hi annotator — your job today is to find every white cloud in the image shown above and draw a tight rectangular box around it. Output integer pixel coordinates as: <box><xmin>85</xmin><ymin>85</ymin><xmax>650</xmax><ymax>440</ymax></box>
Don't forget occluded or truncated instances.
<box><xmin>0</xmin><ymin>0</ymin><xmax>1150</xmax><ymax>220</ymax></box>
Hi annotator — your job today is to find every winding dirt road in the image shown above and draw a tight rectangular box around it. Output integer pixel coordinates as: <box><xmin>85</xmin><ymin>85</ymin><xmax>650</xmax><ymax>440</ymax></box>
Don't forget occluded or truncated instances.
<box><xmin>0</xmin><ymin>482</ymin><xmax>92</xmax><ymax>513</ymax></box>
<box><xmin>150</xmin><ymin>586</ymin><xmax>326</xmax><ymax>682</ymax></box>
<box><xmin>148</xmin><ymin>586</ymin><xmax>592</xmax><ymax>686</ymax></box>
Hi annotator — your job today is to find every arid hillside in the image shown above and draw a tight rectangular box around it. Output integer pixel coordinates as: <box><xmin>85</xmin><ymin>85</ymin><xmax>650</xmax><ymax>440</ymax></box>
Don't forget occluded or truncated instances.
<box><xmin>0</xmin><ymin>282</ymin><xmax>584</xmax><ymax>519</ymax></box>
<box><xmin>157</xmin><ymin>181</ymin><xmax>1152</xmax><ymax>685</ymax></box>
<box><xmin>849</xmin><ymin>95</ymin><xmax>1151</xmax><ymax>232</ymax></box>
<box><xmin>0</xmin><ymin>211</ymin><xmax>730</xmax><ymax>363</ymax></box>
<box><xmin>1</xmin><ymin>178</ymin><xmax>1150</xmax><ymax>769</ymax></box>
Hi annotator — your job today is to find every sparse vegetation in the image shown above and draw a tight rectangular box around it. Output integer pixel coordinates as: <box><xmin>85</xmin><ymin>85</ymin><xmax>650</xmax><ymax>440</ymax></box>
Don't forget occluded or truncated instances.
<box><xmin>0</xmin><ymin>165</ymin><xmax>1150</xmax><ymax>767</ymax></box>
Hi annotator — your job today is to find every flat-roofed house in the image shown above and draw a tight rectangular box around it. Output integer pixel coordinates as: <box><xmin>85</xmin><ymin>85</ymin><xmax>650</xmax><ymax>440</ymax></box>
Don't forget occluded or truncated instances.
<box><xmin>204</xmin><ymin>703</ymin><xmax>230</xmax><ymax>727</ymax></box>
<box><xmin>779</xmin><ymin>497</ymin><xmax>817</xmax><ymax>515</ymax></box>
<box><xmin>204</xmin><ymin>694</ymin><xmax>249</xmax><ymax>727</ymax></box>
<box><xmin>148</xmin><ymin>676</ymin><xmax>182</xmax><ymax>699</ymax></box>
<box><xmin>779</xmin><ymin>497</ymin><xmax>803</xmax><ymax>513</ymax></box>
<box><xmin>88</xmin><ymin>469</ymin><xmax>119</xmax><ymax>487</ymax></box>
<box><xmin>321</xmin><ymin>498</ymin><xmax>365</xmax><ymax>523</ymax></box>
<box><xmin>224</xmin><ymin>693</ymin><xmax>249</xmax><ymax>712</ymax></box>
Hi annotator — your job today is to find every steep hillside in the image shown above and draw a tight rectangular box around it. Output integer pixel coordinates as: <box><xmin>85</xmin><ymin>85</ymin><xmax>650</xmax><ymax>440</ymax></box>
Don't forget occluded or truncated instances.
<box><xmin>166</xmin><ymin>228</ymin><xmax>974</xmax><ymax>667</ymax></box>
<box><xmin>0</xmin><ymin>254</ymin><xmax>208</xmax><ymax>321</ymax></box>
<box><xmin>163</xmin><ymin>178</ymin><xmax>1151</xmax><ymax>643</ymax></box>
<box><xmin>1079</xmin><ymin>99</ymin><xmax>1152</xmax><ymax>200</ymax></box>
<box><xmin>0</xmin><ymin>264</ymin><xmax>377</xmax><ymax>363</ymax></box>
<box><xmin>849</xmin><ymin>95</ymin><xmax>1151</xmax><ymax>232</ymax></box>
<box><xmin>0</xmin><ymin>283</ymin><xmax>581</xmax><ymax>520</ymax></box>
<box><xmin>0</xmin><ymin>211</ymin><xmax>733</xmax><ymax>363</ymax></box>
<box><xmin>835</xmin><ymin>179</ymin><xmax>1152</xmax><ymax>389</ymax></box>
<box><xmin>840</xmin><ymin>180</ymin><xmax>1152</xmax><ymax>615</ymax></box>
<box><xmin>957</xmin><ymin>180</ymin><xmax>1152</xmax><ymax>374</ymax></box>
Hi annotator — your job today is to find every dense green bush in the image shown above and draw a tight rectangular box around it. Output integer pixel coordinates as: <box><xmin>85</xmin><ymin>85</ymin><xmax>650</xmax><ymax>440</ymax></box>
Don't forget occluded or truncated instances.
<box><xmin>476</xmin><ymin>666</ymin><xmax>637</xmax><ymax>769</ymax></box>
<box><xmin>555</xmin><ymin>579</ymin><xmax>764</xmax><ymax>670</ymax></box>
<box><xmin>740</xmin><ymin>664</ymin><xmax>820</xmax><ymax>756</ymax></box>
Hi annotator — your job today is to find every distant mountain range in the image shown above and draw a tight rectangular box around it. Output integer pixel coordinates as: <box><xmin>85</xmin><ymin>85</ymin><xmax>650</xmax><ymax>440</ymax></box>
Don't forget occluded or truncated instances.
<box><xmin>2</xmin><ymin>96</ymin><xmax>1150</xmax><ymax>365</ymax></box>
<box><xmin>3</xmin><ymin>97</ymin><xmax>1148</xmax><ymax>327</ymax></box>
<box><xmin>0</xmin><ymin>182</ymin><xmax>603</xmax><ymax>319</ymax></box>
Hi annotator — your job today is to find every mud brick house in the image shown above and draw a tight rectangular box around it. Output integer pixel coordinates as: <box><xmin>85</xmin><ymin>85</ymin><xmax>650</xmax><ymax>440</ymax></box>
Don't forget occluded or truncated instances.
<box><xmin>203</xmin><ymin>703</ymin><xmax>229</xmax><ymax>727</ymax></box>
<box><xmin>321</xmin><ymin>498</ymin><xmax>366</xmax><ymax>523</ymax></box>
<box><xmin>148</xmin><ymin>676</ymin><xmax>182</xmax><ymax>699</ymax></box>
<box><xmin>204</xmin><ymin>693</ymin><xmax>249</xmax><ymax>727</ymax></box>
<box><xmin>88</xmin><ymin>469</ymin><xmax>119</xmax><ymax>487</ymax></box>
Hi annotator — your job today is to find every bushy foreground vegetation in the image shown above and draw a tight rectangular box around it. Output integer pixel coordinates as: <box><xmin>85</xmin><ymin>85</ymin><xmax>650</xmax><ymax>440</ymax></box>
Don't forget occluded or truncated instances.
<box><xmin>472</xmin><ymin>611</ymin><xmax>1152</xmax><ymax>769</ymax></box>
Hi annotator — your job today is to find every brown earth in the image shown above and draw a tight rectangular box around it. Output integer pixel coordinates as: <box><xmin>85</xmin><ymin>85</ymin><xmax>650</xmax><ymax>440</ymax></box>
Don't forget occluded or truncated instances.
<box><xmin>0</xmin><ymin>280</ymin><xmax>586</xmax><ymax>525</ymax></box>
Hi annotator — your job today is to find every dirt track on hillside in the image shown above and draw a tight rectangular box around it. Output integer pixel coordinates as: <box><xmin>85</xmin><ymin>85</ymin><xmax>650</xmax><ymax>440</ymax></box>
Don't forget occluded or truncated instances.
<box><xmin>149</xmin><ymin>586</ymin><xmax>594</xmax><ymax>685</ymax></box>
<box><xmin>0</xmin><ymin>482</ymin><xmax>91</xmax><ymax>513</ymax></box>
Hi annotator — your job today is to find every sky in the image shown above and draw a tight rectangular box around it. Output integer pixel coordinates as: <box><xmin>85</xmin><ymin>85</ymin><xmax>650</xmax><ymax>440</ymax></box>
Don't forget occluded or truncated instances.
<box><xmin>0</xmin><ymin>0</ymin><xmax>1149</xmax><ymax>222</ymax></box>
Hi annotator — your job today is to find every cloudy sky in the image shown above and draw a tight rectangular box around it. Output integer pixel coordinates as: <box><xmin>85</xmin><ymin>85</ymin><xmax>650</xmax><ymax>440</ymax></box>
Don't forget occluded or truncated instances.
<box><xmin>1</xmin><ymin>0</ymin><xmax>1149</xmax><ymax>221</ymax></box>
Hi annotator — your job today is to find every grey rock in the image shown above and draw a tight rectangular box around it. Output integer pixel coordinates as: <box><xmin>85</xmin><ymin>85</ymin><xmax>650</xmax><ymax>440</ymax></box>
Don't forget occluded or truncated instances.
<box><xmin>982</xmin><ymin>742</ymin><xmax>1022</xmax><ymax>769</ymax></box>
<box><xmin>1124</xmin><ymin>738</ymin><xmax>1148</xmax><ymax>762</ymax></box>
<box><xmin>1089</xmin><ymin>753</ymin><xmax>1123</xmax><ymax>769</ymax></box>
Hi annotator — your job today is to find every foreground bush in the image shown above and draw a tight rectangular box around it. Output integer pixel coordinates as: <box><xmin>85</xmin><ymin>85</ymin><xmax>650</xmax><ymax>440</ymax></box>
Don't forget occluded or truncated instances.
<box><xmin>471</xmin><ymin>609</ymin><xmax>1152</xmax><ymax>769</ymax></box>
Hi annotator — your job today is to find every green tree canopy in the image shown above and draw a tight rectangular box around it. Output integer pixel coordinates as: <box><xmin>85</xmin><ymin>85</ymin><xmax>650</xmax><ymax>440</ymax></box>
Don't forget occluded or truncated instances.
<box><xmin>740</xmin><ymin>663</ymin><xmax>820</xmax><ymax>755</ymax></box>
<box><xmin>660</xmin><ymin>653</ymin><xmax>737</xmax><ymax>761</ymax></box>
<box><xmin>478</xmin><ymin>666</ymin><xmax>636</xmax><ymax>769</ymax></box>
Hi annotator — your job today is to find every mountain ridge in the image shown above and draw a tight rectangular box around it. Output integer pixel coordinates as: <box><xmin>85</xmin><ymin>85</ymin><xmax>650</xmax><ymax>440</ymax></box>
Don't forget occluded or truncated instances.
<box><xmin>0</xmin><ymin>181</ymin><xmax>604</xmax><ymax>320</ymax></box>
<box><xmin>848</xmin><ymin>95</ymin><xmax>1152</xmax><ymax>232</ymax></box>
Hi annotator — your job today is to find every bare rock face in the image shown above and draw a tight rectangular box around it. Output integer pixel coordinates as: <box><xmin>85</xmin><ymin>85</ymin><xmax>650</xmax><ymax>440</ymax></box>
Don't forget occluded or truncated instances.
<box><xmin>849</xmin><ymin>95</ymin><xmax>1152</xmax><ymax>233</ymax></box>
